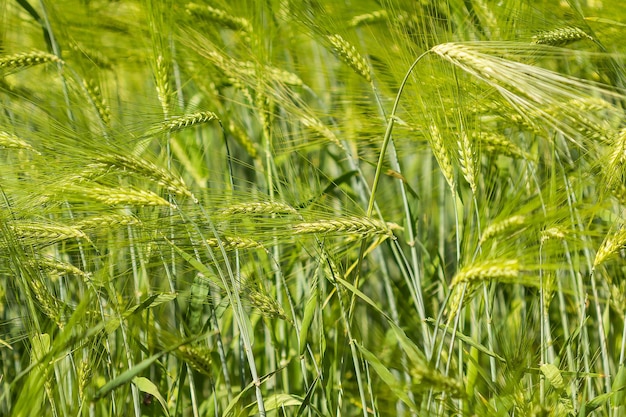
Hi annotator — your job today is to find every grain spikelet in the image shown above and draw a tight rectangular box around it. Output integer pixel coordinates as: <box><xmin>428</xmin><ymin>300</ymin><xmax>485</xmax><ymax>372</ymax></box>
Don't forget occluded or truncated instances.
<box><xmin>33</xmin><ymin>258</ymin><xmax>91</xmax><ymax>281</ymax></box>
<box><xmin>227</xmin><ymin>120</ymin><xmax>258</xmax><ymax>158</ymax></box>
<box><xmin>410</xmin><ymin>362</ymin><xmax>463</xmax><ymax>395</ymax></box>
<box><xmin>68</xmin><ymin>41</ymin><xmax>112</xmax><ymax>70</ymax></box>
<box><xmin>450</xmin><ymin>259</ymin><xmax>520</xmax><ymax>286</ymax></box>
<box><xmin>474</xmin><ymin>132</ymin><xmax>532</xmax><ymax>160</ymax></box>
<box><xmin>217</xmin><ymin>201</ymin><xmax>297</xmax><ymax>216</ymax></box>
<box><xmin>299</xmin><ymin>114</ymin><xmax>345</xmax><ymax>149</ymax></box>
<box><xmin>0</xmin><ymin>131</ymin><xmax>39</xmax><ymax>153</ymax></box>
<box><xmin>457</xmin><ymin>130</ymin><xmax>478</xmax><ymax>194</ymax></box>
<box><xmin>74</xmin><ymin>214</ymin><xmax>140</xmax><ymax>230</ymax></box>
<box><xmin>428</xmin><ymin>124</ymin><xmax>456</xmax><ymax>193</ymax></box>
<box><xmin>178</xmin><ymin>344</ymin><xmax>212</xmax><ymax>376</ymax></box>
<box><xmin>480</xmin><ymin>215</ymin><xmax>526</xmax><ymax>244</ymax></box>
<box><xmin>604</xmin><ymin>128</ymin><xmax>626</xmax><ymax>192</ymax></box>
<box><xmin>94</xmin><ymin>153</ymin><xmax>193</xmax><ymax>198</ymax></box>
<box><xmin>206</xmin><ymin>236</ymin><xmax>264</xmax><ymax>250</ymax></box>
<box><xmin>531</xmin><ymin>26</ymin><xmax>593</xmax><ymax>46</ymax></box>
<box><xmin>82</xmin><ymin>78</ymin><xmax>111</xmax><ymax>126</ymax></box>
<box><xmin>161</xmin><ymin>111</ymin><xmax>218</xmax><ymax>133</ymax></box>
<box><xmin>186</xmin><ymin>3</ymin><xmax>253</xmax><ymax>34</ymax></box>
<box><xmin>83</xmin><ymin>186</ymin><xmax>175</xmax><ymax>208</ymax></box>
<box><xmin>327</xmin><ymin>34</ymin><xmax>372</xmax><ymax>82</ymax></box>
<box><xmin>0</xmin><ymin>51</ymin><xmax>62</xmax><ymax>70</ymax></box>
<box><xmin>541</xmin><ymin>226</ymin><xmax>567</xmax><ymax>243</ymax></box>
<box><xmin>155</xmin><ymin>55</ymin><xmax>171</xmax><ymax>116</ymax></box>
<box><xmin>202</xmin><ymin>49</ymin><xmax>302</xmax><ymax>87</ymax></box>
<box><xmin>594</xmin><ymin>227</ymin><xmax>626</xmax><ymax>267</ymax></box>
<box><xmin>246</xmin><ymin>289</ymin><xmax>292</xmax><ymax>322</ymax></box>
<box><xmin>10</xmin><ymin>222</ymin><xmax>88</xmax><ymax>244</ymax></box>
<box><xmin>292</xmin><ymin>217</ymin><xmax>398</xmax><ymax>237</ymax></box>
<box><xmin>30</xmin><ymin>280</ymin><xmax>64</xmax><ymax>328</ymax></box>
<box><xmin>348</xmin><ymin>10</ymin><xmax>388</xmax><ymax>27</ymax></box>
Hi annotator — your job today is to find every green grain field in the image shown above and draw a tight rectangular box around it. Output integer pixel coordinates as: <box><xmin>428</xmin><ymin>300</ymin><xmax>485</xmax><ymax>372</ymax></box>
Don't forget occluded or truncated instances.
<box><xmin>2</xmin><ymin>1</ymin><xmax>626</xmax><ymax>416</ymax></box>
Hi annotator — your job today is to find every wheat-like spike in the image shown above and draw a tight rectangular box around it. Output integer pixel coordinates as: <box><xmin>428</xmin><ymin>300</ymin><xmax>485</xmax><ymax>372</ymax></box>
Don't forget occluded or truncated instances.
<box><xmin>82</xmin><ymin>78</ymin><xmax>111</xmax><ymax>126</ymax></box>
<box><xmin>83</xmin><ymin>186</ymin><xmax>175</xmax><ymax>208</ymax></box>
<box><xmin>603</xmin><ymin>128</ymin><xmax>626</xmax><ymax>192</ymax></box>
<box><xmin>299</xmin><ymin>114</ymin><xmax>346</xmax><ymax>150</ymax></box>
<box><xmin>94</xmin><ymin>153</ymin><xmax>193</xmax><ymax>198</ymax></box>
<box><xmin>178</xmin><ymin>344</ymin><xmax>212</xmax><ymax>376</ymax></box>
<box><xmin>480</xmin><ymin>215</ymin><xmax>526</xmax><ymax>244</ymax></box>
<box><xmin>610</xmin><ymin>281</ymin><xmax>626</xmax><ymax>320</ymax></box>
<box><xmin>474</xmin><ymin>132</ymin><xmax>532</xmax><ymax>160</ymax></box>
<box><xmin>0</xmin><ymin>51</ymin><xmax>62</xmax><ymax>70</ymax></box>
<box><xmin>217</xmin><ymin>201</ymin><xmax>297</xmax><ymax>216</ymax></box>
<box><xmin>348</xmin><ymin>10</ymin><xmax>388</xmax><ymax>27</ymax></box>
<box><xmin>246</xmin><ymin>289</ymin><xmax>292</xmax><ymax>322</ymax></box>
<box><xmin>186</xmin><ymin>3</ymin><xmax>253</xmax><ymax>34</ymax></box>
<box><xmin>541</xmin><ymin>226</ymin><xmax>567</xmax><ymax>243</ymax></box>
<box><xmin>10</xmin><ymin>222</ymin><xmax>88</xmax><ymax>244</ymax></box>
<box><xmin>292</xmin><ymin>217</ymin><xmax>399</xmax><ymax>237</ymax></box>
<box><xmin>428</xmin><ymin>124</ymin><xmax>456</xmax><ymax>193</ymax></box>
<box><xmin>74</xmin><ymin>214</ymin><xmax>141</xmax><ymax>230</ymax></box>
<box><xmin>457</xmin><ymin>130</ymin><xmax>478</xmax><ymax>194</ymax></box>
<box><xmin>68</xmin><ymin>41</ymin><xmax>112</xmax><ymax>70</ymax></box>
<box><xmin>531</xmin><ymin>26</ymin><xmax>594</xmax><ymax>46</ymax></box>
<box><xmin>450</xmin><ymin>259</ymin><xmax>520</xmax><ymax>286</ymax></box>
<box><xmin>227</xmin><ymin>120</ymin><xmax>258</xmax><ymax>158</ymax></box>
<box><xmin>155</xmin><ymin>55</ymin><xmax>171</xmax><ymax>116</ymax></box>
<box><xmin>205</xmin><ymin>236</ymin><xmax>264</xmax><ymax>250</ymax></box>
<box><xmin>33</xmin><ymin>258</ymin><xmax>91</xmax><ymax>280</ymax></box>
<box><xmin>410</xmin><ymin>362</ymin><xmax>463</xmax><ymax>395</ymax></box>
<box><xmin>77</xmin><ymin>358</ymin><xmax>91</xmax><ymax>400</ymax></box>
<box><xmin>594</xmin><ymin>227</ymin><xmax>626</xmax><ymax>268</ymax></box>
<box><xmin>161</xmin><ymin>111</ymin><xmax>218</xmax><ymax>133</ymax></box>
<box><xmin>30</xmin><ymin>279</ymin><xmax>64</xmax><ymax>328</ymax></box>
<box><xmin>0</xmin><ymin>131</ymin><xmax>39</xmax><ymax>153</ymax></box>
<box><xmin>446</xmin><ymin>281</ymin><xmax>480</xmax><ymax>320</ymax></box>
<box><xmin>327</xmin><ymin>34</ymin><xmax>372</xmax><ymax>82</ymax></box>
<box><xmin>207</xmin><ymin>50</ymin><xmax>302</xmax><ymax>87</ymax></box>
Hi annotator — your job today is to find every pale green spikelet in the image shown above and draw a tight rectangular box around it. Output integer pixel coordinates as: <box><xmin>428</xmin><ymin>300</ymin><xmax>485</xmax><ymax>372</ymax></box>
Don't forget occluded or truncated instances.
<box><xmin>0</xmin><ymin>131</ymin><xmax>39</xmax><ymax>153</ymax></box>
<box><xmin>327</xmin><ymin>34</ymin><xmax>372</xmax><ymax>82</ymax></box>
<box><xmin>82</xmin><ymin>186</ymin><xmax>175</xmax><ymax>208</ymax></box>
<box><xmin>82</xmin><ymin>78</ymin><xmax>111</xmax><ymax>126</ymax></box>
<box><xmin>348</xmin><ymin>10</ymin><xmax>388</xmax><ymax>27</ymax></box>
<box><xmin>185</xmin><ymin>3</ymin><xmax>253</xmax><ymax>34</ymax></box>
<box><xmin>205</xmin><ymin>236</ymin><xmax>264</xmax><ymax>250</ymax></box>
<box><xmin>227</xmin><ymin>119</ymin><xmax>258</xmax><ymax>158</ymax></box>
<box><xmin>217</xmin><ymin>201</ymin><xmax>298</xmax><ymax>216</ymax></box>
<box><xmin>299</xmin><ymin>114</ymin><xmax>345</xmax><ymax>149</ymax></box>
<box><xmin>161</xmin><ymin>111</ymin><xmax>218</xmax><ymax>133</ymax></box>
<box><xmin>10</xmin><ymin>222</ymin><xmax>88</xmax><ymax>245</ymax></box>
<box><xmin>428</xmin><ymin>124</ymin><xmax>456</xmax><ymax>193</ymax></box>
<box><xmin>450</xmin><ymin>259</ymin><xmax>520</xmax><ymax>286</ymax></box>
<box><xmin>594</xmin><ymin>227</ymin><xmax>626</xmax><ymax>268</ymax></box>
<box><xmin>74</xmin><ymin>214</ymin><xmax>140</xmax><ymax>230</ymax></box>
<box><xmin>474</xmin><ymin>132</ymin><xmax>533</xmax><ymax>160</ymax></box>
<box><xmin>292</xmin><ymin>217</ymin><xmax>399</xmax><ymax>237</ymax></box>
<box><xmin>155</xmin><ymin>55</ymin><xmax>171</xmax><ymax>116</ymax></box>
<box><xmin>178</xmin><ymin>344</ymin><xmax>213</xmax><ymax>376</ymax></box>
<box><xmin>246</xmin><ymin>288</ymin><xmax>292</xmax><ymax>323</ymax></box>
<box><xmin>480</xmin><ymin>215</ymin><xmax>526</xmax><ymax>244</ymax></box>
<box><xmin>68</xmin><ymin>41</ymin><xmax>113</xmax><ymax>69</ymax></box>
<box><xmin>94</xmin><ymin>153</ymin><xmax>193</xmax><ymax>198</ymax></box>
<box><xmin>457</xmin><ymin>130</ymin><xmax>478</xmax><ymax>194</ymax></box>
<box><xmin>531</xmin><ymin>26</ymin><xmax>594</xmax><ymax>46</ymax></box>
<box><xmin>0</xmin><ymin>51</ymin><xmax>62</xmax><ymax>70</ymax></box>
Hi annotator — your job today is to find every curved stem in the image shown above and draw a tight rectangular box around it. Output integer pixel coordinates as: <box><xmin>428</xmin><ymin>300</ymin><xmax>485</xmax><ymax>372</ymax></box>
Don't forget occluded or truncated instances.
<box><xmin>366</xmin><ymin>50</ymin><xmax>431</xmax><ymax>218</ymax></box>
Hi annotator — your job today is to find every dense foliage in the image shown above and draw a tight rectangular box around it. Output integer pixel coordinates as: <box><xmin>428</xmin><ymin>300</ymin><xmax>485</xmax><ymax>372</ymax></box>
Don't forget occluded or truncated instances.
<box><xmin>2</xmin><ymin>0</ymin><xmax>626</xmax><ymax>416</ymax></box>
